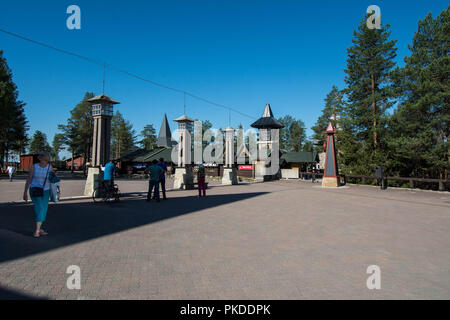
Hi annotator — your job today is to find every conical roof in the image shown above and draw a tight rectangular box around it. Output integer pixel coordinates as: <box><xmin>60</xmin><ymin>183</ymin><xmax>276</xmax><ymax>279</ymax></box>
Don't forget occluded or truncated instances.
<box><xmin>174</xmin><ymin>114</ymin><xmax>194</xmax><ymax>122</ymax></box>
<box><xmin>87</xmin><ymin>94</ymin><xmax>120</xmax><ymax>104</ymax></box>
<box><xmin>324</xmin><ymin>122</ymin><xmax>336</xmax><ymax>134</ymax></box>
<box><xmin>262</xmin><ymin>103</ymin><xmax>274</xmax><ymax>117</ymax></box>
<box><xmin>250</xmin><ymin>104</ymin><xmax>284</xmax><ymax>129</ymax></box>
<box><xmin>157</xmin><ymin>114</ymin><xmax>173</xmax><ymax>147</ymax></box>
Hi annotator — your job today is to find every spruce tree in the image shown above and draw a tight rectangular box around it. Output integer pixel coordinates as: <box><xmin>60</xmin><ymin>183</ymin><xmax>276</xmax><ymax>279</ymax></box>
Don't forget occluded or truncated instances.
<box><xmin>111</xmin><ymin>111</ymin><xmax>136</xmax><ymax>159</ymax></box>
<box><xmin>341</xmin><ymin>17</ymin><xmax>398</xmax><ymax>174</ymax></box>
<box><xmin>0</xmin><ymin>50</ymin><xmax>28</xmax><ymax>165</ymax></box>
<box><xmin>278</xmin><ymin>115</ymin><xmax>307</xmax><ymax>152</ymax></box>
<box><xmin>29</xmin><ymin>130</ymin><xmax>51</xmax><ymax>154</ymax></box>
<box><xmin>311</xmin><ymin>85</ymin><xmax>344</xmax><ymax>151</ymax></box>
<box><xmin>52</xmin><ymin>133</ymin><xmax>65</xmax><ymax>161</ymax></box>
<box><xmin>388</xmin><ymin>7</ymin><xmax>449</xmax><ymax>179</ymax></box>
<box><xmin>58</xmin><ymin>92</ymin><xmax>94</xmax><ymax>171</ymax></box>
<box><xmin>138</xmin><ymin>124</ymin><xmax>157</xmax><ymax>150</ymax></box>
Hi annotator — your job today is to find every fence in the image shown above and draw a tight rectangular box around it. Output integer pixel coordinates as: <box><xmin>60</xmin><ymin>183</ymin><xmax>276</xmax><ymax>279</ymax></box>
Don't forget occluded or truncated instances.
<box><xmin>299</xmin><ymin>172</ymin><xmax>449</xmax><ymax>192</ymax></box>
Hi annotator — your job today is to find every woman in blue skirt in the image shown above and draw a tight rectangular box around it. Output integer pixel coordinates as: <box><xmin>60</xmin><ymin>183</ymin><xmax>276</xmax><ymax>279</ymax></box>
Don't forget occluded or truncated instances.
<box><xmin>23</xmin><ymin>151</ymin><xmax>53</xmax><ymax>238</ymax></box>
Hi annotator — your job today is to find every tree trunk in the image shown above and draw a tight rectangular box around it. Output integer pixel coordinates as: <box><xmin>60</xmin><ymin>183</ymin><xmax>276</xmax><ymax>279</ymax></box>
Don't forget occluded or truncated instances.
<box><xmin>71</xmin><ymin>148</ymin><xmax>74</xmax><ymax>173</ymax></box>
<box><xmin>371</xmin><ymin>73</ymin><xmax>377</xmax><ymax>150</ymax></box>
<box><xmin>83</xmin><ymin>152</ymin><xmax>87</xmax><ymax>175</ymax></box>
<box><xmin>0</xmin><ymin>146</ymin><xmax>4</xmax><ymax>168</ymax></box>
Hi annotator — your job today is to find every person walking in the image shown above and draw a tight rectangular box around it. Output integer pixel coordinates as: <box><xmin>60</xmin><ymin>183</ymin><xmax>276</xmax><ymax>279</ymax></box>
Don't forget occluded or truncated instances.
<box><xmin>157</xmin><ymin>158</ymin><xmax>168</xmax><ymax>200</ymax></box>
<box><xmin>145</xmin><ymin>160</ymin><xmax>163</xmax><ymax>202</ymax></box>
<box><xmin>7</xmin><ymin>165</ymin><xmax>15</xmax><ymax>182</ymax></box>
<box><xmin>23</xmin><ymin>151</ymin><xmax>54</xmax><ymax>238</ymax></box>
<box><xmin>197</xmin><ymin>164</ymin><xmax>206</xmax><ymax>197</ymax></box>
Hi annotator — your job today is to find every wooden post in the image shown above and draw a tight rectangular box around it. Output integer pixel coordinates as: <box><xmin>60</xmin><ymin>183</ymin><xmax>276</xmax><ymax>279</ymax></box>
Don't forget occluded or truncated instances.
<box><xmin>362</xmin><ymin>177</ymin><xmax>366</xmax><ymax>184</ymax></box>
<box><xmin>439</xmin><ymin>180</ymin><xmax>445</xmax><ymax>191</ymax></box>
<box><xmin>409</xmin><ymin>179</ymin><xmax>414</xmax><ymax>189</ymax></box>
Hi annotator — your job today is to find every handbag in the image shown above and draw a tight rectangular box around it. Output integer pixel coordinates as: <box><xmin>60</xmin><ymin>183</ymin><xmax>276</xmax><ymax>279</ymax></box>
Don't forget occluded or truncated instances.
<box><xmin>30</xmin><ymin>165</ymin><xmax>50</xmax><ymax>198</ymax></box>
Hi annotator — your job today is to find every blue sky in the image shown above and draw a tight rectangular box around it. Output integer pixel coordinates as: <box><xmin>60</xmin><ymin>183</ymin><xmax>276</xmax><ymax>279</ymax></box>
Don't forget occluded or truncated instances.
<box><xmin>0</xmin><ymin>0</ymin><xmax>447</xmax><ymax>158</ymax></box>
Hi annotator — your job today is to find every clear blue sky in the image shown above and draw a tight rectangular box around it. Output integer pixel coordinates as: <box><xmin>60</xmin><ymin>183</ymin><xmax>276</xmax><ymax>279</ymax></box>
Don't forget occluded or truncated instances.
<box><xmin>0</xmin><ymin>0</ymin><xmax>447</xmax><ymax>158</ymax></box>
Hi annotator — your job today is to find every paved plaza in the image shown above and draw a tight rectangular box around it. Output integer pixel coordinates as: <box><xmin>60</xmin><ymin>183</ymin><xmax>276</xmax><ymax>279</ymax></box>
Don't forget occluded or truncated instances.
<box><xmin>0</xmin><ymin>178</ymin><xmax>449</xmax><ymax>299</ymax></box>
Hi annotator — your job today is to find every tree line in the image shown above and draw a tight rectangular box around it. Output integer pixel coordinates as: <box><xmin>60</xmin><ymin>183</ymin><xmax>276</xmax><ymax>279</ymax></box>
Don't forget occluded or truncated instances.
<box><xmin>312</xmin><ymin>7</ymin><xmax>449</xmax><ymax>179</ymax></box>
<box><xmin>1</xmin><ymin>7</ymin><xmax>447</xmax><ymax>179</ymax></box>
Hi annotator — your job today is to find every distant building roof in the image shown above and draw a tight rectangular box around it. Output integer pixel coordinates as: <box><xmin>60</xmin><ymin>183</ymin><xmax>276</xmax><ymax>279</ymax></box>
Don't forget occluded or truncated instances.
<box><xmin>174</xmin><ymin>114</ymin><xmax>194</xmax><ymax>122</ymax></box>
<box><xmin>120</xmin><ymin>147</ymin><xmax>175</xmax><ymax>163</ymax></box>
<box><xmin>87</xmin><ymin>94</ymin><xmax>120</xmax><ymax>105</ymax></box>
<box><xmin>251</xmin><ymin>104</ymin><xmax>284</xmax><ymax>129</ymax></box>
<box><xmin>119</xmin><ymin>148</ymin><xmax>150</xmax><ymax>162</ymax></box>
<box><xmin>280</xmin><ymin>151</ymin><xmax>318</xmax><ymax>163</ymax></box>
<box><xmin>140</xmin><ymin>147</ymin><xmax>174</xmax><ymax>163</ymax></box>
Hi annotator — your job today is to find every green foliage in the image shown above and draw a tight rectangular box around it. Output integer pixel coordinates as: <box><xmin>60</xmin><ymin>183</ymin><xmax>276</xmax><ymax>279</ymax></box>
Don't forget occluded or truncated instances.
<box><xmin>202</xmin><ymin>120</ymin><xmax>213</xmax><ymax>133</ymax></box>
<box><xmin>51</xmin><ymin>133</ymin><xmax>65</xmax><ymax>161</ymax></box>
<box><xmin>311</xmin><ymin>7</ymin><xmax>449</xmax><ymax>179</ymax></box>
<box><xmin>311</xmin><ymin>85</ymin><xmax>344</xmax><ymax>151</ymax></box>
<box><xmin>386</xmin><ymin>8</ymin><xmax>449</xmax><ymax>178</ymax></box>
<box><xmin>138</xmin><ymin>124</ymin><xmax>157</xmax><ymax>150</ymax></box>
<box><xmin>278</xmin><ymin>115</ymin><xmax>307</xmax><ymax>152</ymax></box>
<box><xmin>58</xmin><ymin>92</ymin><xmax>94</xmax><ymax>167</ymax></box>
<box><xmin>0</xmin><ymin>50</ymin><xmax>28</xmax><ymax>163</ymax></box>
<box><xmin>339</xmin><ymin>16</ymin><xmax>398</xmax><ymax>174</ymax></box>
<box><xmin>29</xmin><ymin>130</ymin><xmax>51</xmax><ymax>155</ymax></box>
<box><xmin>111</xmin><ymin>110</ymin><xmax>136</xmax><ymax>159</ymax></box>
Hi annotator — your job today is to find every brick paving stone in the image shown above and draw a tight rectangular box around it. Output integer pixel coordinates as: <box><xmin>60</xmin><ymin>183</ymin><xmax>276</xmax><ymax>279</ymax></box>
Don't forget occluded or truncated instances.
<box><xmin>0</xmin><ymin>179</ymin><xmax>449</xmax><ymax>299</ymax></box>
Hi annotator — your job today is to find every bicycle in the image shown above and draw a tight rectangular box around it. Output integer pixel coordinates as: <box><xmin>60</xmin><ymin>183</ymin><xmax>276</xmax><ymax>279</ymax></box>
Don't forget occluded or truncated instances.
<box><xmin>92</xmin><ymin>181</ymin><xmax>121</xmax><ymax>203</ymax></box>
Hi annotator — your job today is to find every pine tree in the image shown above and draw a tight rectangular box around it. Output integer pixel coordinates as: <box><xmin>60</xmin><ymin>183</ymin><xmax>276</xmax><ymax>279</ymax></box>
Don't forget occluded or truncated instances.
<box><xmin>52</xmin><ymin>133</ymin><xmax>65</xmax><ymax>161</ymax></box>
<box><xmin>340</xmin><ymin>17</ymin><xmax>398</xmax><ymax>174</ymax></box>
<box><xmin>278</xmin><ymin>116</ymin><xmax>307</xmax><ymax>152</ymax></box>
<box><xmin>0</xmin><ymin>50</ymin><xmax>28</xmax><ymax>165</ymax></box>
<box><xmin>57</xmin><ymin>121</ymin><xmax>78</xmax><ymax>172</ymax></box>
<box><xmin>311</xmin><ymin>85</ymin><xmax>344</xmax><ymax>151</ymax></box>
<box><xmin>58</xmin><ymin>92</ymin><xmax>94</xmax><ymax>172</ymax></box>
<box><xmin>111</xmin><ymin>111</ymin><xmax>136</xmax><ymax>159</ymax></box>
<box><xmin>138</xmin><ymin>124</ymin><xmax>157</xmax><ymax>150</ymax></box>
<box><xmin>29</xmin><ymin>130</ymin><xmax>51</xmax><ymax>154</ymax></box>
<box><xmin>387</xmin><ymin>7</ymin><xmax>449</xmax><ymax>178</ymax></box>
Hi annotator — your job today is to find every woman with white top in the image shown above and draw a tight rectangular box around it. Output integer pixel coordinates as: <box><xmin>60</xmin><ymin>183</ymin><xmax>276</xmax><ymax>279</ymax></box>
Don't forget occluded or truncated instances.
<box><xmin>23</xmin><ymin>151</ymin><xmax>53</xmax><ymax>238</ymax></box>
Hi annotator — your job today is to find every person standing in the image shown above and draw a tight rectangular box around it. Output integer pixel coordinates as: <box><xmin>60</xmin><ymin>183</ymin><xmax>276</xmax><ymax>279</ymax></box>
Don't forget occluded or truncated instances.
<box><xmin>7</xmin><ymin>165</ymin><xmax>15</xmax><ymax>182</ymax></box>
<box><xmin>157</xmin><ymin>158</ymin><xmax>168</xmax><ymax>200</ymax></box>
<box><xmin>101</xmin><ymin>160</ymin><xmax>116</xmax><ymax>191</ymax></box>
<box><xmin>23</xmin><ymin>151</ymin><xmax>53</xmax><ymax>238</ymax></box>
<box><xmin>197</xmin><ymin>164</ymin><xmax>206</xmax><ymax>197</ymax></box>
<box><xmin>145</xmin><ymin>160</ymin><xmax>163</xmax><ymax>202</ymax></box>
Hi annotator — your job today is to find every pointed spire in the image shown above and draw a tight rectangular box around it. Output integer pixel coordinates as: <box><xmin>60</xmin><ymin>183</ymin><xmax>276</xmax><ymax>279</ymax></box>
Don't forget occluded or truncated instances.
<box><xmin>262</xmin><ymin>103</ymin><xmax>274</xmax><ymax>118</ymax></box>
<box><xmin>157</xmin><ymin>114</ymin><xmax>173</xmax><ymax>147</ymax></box>
<box><xmin>251</xmin><ymin>103</ymin><xmax>284</xmax><ymax>129</ymax></box>
<box><xmin>324</xmin><ymin>122</ymin><xmax>336</xmax><ymax>134</ymax></box>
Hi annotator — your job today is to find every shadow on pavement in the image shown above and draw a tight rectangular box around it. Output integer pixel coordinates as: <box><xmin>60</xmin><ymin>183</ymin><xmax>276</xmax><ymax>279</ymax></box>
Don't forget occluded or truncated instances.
<box><xmin>0</xmin><ymin>192</ymin><xmax>267</xmax><ymax>263</ymax></box>
<box><xmin>0</xmin><ymin>286</ymin><xmax>45</xmax><ymax>300</ymax></box>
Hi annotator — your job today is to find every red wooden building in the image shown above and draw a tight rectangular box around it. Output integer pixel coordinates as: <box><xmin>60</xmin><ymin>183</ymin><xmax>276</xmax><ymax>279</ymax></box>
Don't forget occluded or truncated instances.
<box><xmin>20</xmin><ymin>154</ymin><xmax>39</xmax><ymax>171</ymax></box>
<box><xmin>65</xmin><ymin>156</ymin><xmax>85</xmax><ymax>170</ymax></box>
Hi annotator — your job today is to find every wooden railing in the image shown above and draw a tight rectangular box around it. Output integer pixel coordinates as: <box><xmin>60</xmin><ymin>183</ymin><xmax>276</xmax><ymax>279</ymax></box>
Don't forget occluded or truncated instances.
<box><xmin>298</xmin><ymin>172</ymin><xmax>449</xmax><ymax>191</ymax></box>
